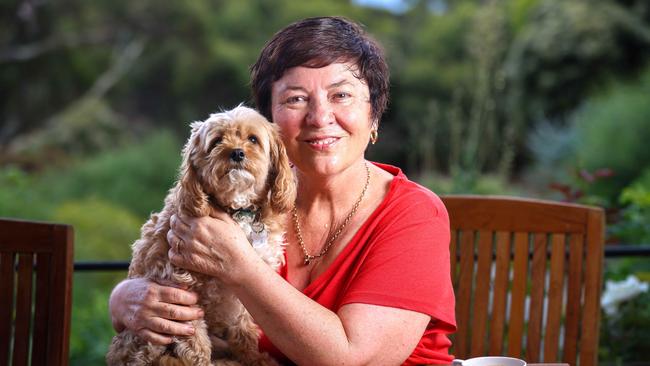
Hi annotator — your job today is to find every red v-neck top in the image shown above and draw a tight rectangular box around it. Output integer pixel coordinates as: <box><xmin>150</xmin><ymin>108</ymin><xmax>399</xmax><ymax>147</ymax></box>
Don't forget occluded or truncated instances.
<box><xmin>258</xmin><ymin>163</ymin><xmax>456</xmax><ymax>365</ymax></box>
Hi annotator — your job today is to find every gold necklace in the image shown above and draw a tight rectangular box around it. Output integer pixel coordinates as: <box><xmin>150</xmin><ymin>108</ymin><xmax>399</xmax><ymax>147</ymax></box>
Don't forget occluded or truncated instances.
<box><xmin>292</xmin><ymin>162</ymin><xmax>371</xmax><ymax>265</ymax></box>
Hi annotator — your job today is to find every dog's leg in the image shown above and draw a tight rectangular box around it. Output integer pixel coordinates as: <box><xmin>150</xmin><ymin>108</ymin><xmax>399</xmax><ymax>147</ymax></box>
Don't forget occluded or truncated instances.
<box><xmin>173</xmin><ymin>319</ymin><xmax>212</xmax><ymax>366</ymax></box>
<box><xmin>106</xmin><ymin>330</ymin><xmax>168</xmax><ymax>366</ymax></box>
<box><xmin>224</xmin><ymin>313</ymin><xmax>279</xmax><ymax>366</ymax></box>
<box><xmin>158</xmin><ymin>354</ymin><xmax>191</xmax><ymax>366</ymax></box>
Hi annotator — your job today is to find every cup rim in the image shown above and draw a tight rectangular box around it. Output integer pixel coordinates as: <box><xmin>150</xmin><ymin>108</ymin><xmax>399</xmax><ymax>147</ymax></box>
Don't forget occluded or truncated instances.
<box><xmin>452</xmin><ymin>356</ymin><xmax>527</xmax><ymax>365</ymax></box>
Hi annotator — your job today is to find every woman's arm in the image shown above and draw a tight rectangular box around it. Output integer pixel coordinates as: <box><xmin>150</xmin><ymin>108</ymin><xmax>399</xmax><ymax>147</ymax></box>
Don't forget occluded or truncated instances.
<box><xmin>232</xmin><ymin>258</ymin><xmax>430</xmax><ymax>365</ymax></box>
<box><xmin>108</xmin><ymin>278</ymin><xmax>204</xmax><ymax>344</ymax></box>
<box><xmin>169</xmin><ymin>212</ymin><xmax>430</xmax><ymax>365</ymax></box>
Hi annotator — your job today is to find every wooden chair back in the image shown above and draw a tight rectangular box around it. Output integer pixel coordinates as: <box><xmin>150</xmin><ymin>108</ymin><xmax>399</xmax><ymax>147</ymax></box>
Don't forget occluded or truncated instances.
<box><xmin>441</xmin><ymin>195</ymin><xmax>604</xmax><ymax>366</ymax></box>
<box><xmin>0</xmin><ymin>218</ymin><xmax>74</xmax><ymax>366</ymax></box>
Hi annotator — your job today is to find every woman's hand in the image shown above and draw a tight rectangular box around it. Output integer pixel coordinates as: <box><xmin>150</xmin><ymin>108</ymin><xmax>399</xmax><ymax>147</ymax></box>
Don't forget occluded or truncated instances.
<box><xmin>167</xmin><ymin>211</ymin><xmax>254</xmax><ymax>284</ymax></box>
<box><xmin>108</xmin><ymin>278</ymin><xmax>204</xmax><ymax>344</ymax></box>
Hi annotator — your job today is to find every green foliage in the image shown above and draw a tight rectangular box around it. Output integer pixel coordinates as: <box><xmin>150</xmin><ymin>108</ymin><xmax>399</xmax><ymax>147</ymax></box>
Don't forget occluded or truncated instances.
<box><xmin>504</xmin><ymin>0</ymin><xmax>650</xmax><ymax>121</ymax></box>
<box><xmin>609</xmin><ymin>169</ymin><xmax>650</xmax><ymax>245</ymax></box>
<box><xmin>599</xmin><ymin>291</ymin><xmax>650</xmax><ymax>364</ymax></box>
<box><xmin>417</xmin><ymin>171</ymin><xmax>520</xmax><ymax>196</ymax></box>
<box><xmin>0</xmin><ymin>166</ymin><xmax>53</xmax><ymax>219</ymax></box>
<box><xmin>389</xmin><ymin>2</ymin><xmax>477</xmax><ymax>173</ymax></box>
<box><xmin>0</xmin><ymin>130</ymin><xmax>180</xmax><ymax>221</ymax></box>
<box><xmin>52</xmin><ymin>198</ymin><xmax>140</xmax><ymax>261</ymax></box>
<box><xmin>458</xmin><ymin>0</ymin><xmax>512</xmax><ymax>176</ymax></box>
<box><xmin>3</xmin><ymin>0</ymin><xmax>650</xmax><ymax>179</ymax></box>
<box><xmin>573</xmin><ymin>68</ymin><xmax>650</xmax><ymax>202</ymax></box>
<box><xmin>524</xmin><ymin>66</ymin><xmax>650</xmax><ymax>205</ymax></box>
<box><xmin>522</xmin><ymin>120</ymin><xmax>578</xmax><ymax>194</ymax></box>
<box><xmin>69</xmin><ymin>277</ymin><xmax>125</xmax><ymax>366</ymax></box>
<box><xmin>5</xmin><ymin>97</ymin><xmax>129</xmax><ymax>168</ymax></box>
<box><xmin>506</xmin><ymin>0</ymin><xmax>540</xmax><ymax>32</ymax></box>
<box><xmin>44</xmin><ymin>131</ymin><xmax>181</xmax><ymax>218</ymax></box>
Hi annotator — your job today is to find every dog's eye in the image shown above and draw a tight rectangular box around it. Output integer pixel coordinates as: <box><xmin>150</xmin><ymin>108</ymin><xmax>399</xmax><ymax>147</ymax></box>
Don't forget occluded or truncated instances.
<box><xmin>210</xmin><ymin>136</ymin><xmax>223</xmax><ymax>150</ymax></box>
<box><xmin>248</xmin><ymin>135</ymin><xmax>258</xmax><ymax>144</ymax></box>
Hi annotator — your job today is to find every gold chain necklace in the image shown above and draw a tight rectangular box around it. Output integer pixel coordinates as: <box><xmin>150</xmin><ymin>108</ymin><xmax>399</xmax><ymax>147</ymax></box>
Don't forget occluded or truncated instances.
<box><xmin>292</xmin><ymin>162</ymin><xmax>371</xmax><ymax>265</ymax></box>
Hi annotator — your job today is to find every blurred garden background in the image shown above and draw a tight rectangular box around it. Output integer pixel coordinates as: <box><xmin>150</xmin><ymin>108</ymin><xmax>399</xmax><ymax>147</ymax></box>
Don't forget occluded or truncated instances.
<box><xmin>1</xmin><ymin>0</ymin><xmax>649</xmax><ymax>364</ymax></box>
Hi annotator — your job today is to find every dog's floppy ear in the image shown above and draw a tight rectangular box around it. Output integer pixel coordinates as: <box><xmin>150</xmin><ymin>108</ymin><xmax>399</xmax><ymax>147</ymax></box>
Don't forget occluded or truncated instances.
<box><xmin>178</xmin><ymin>121</ymin><xmax>210</xmax><ymax>217</ymax></box>
<box><xmin>267</xmin><ymin>125</ymin><xmax>296</xmax><ymax>213</ymax></box>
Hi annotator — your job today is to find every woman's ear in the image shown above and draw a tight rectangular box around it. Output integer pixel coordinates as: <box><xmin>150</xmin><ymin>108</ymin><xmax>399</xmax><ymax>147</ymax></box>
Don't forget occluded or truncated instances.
<box><xmin>177</xmin><ymin>122</ymin><xmax>210</xmax><ymax>217</ymax></box>
<box><xmin>267</xmin><ymin>125</ymin><xmax>296</xmax><ymax>214</ymax></box>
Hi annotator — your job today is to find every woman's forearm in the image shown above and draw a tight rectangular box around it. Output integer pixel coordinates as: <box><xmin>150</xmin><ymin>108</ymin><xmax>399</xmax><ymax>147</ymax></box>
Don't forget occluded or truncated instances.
<box><xmin>230</xmin><ymin>257</ymin><xmax>366</xmax><ymax>366</ymax></box>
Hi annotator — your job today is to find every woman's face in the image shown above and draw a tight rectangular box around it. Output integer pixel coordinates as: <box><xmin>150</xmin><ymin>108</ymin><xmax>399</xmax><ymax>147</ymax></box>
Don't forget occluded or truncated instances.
<box><xmin>270</xmin><ymin>62</ymin><xmax>374</xmax><ymax>177</ymax></box>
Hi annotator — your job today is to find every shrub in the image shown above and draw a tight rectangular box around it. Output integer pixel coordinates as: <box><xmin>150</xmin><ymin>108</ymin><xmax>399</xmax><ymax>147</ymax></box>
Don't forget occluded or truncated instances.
<box><xmin>599</xmin><ymin>290</ymin><xmax>650</xmax><ymax>364</ymax></box>
<box><xmin>69</xmin><ymin>283</ymin><xmax>124</xmax><ymax>366</ymax></box>
<box><xmin>524</xmin><ymin>67</ymin><xmax>650</xmax><ymax>205</ymax></box>
<box><xmin>416</xmin><ymin>171</ymin><xmax>521</xmax><ymax>196</ymax></box>
<box><xmin>1</xmin><ymin>130</ymin><xmax>181</xmax><ymax>221</ymax></box>
<box><xmin>572</xmin><ymin>69</ymin><xmax>650</xmax><ymax>202</ymax></box>
<box><xmin>609</xmin><ymin>169</ymin><xmax>650</xmax><ymax>245</ymax></box>
<box><xmin>0</xmin><ymin>166</ymin><xmax>54</xmax><ymax>219</ymax></box>
<box><xmin>42</xmin><ymin>130</ymin><xmax>182</xmax><ymax>218</ymax></box>
<box><xmin>52</xmin><ymin>198</ymin><xmax>141</xmax><ymax>261</ymax></box>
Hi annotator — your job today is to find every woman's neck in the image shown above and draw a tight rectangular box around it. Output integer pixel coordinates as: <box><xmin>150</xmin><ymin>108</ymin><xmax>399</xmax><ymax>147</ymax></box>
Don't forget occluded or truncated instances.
<box><xmin>294</xmin><ymin>159</ymin><xmax>370</xmax><ymax>217</ymax></box>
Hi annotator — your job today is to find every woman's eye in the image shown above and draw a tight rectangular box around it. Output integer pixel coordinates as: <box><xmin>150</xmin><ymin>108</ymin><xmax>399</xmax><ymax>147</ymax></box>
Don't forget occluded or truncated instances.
<box><xmin>332</xmin><ymin>92</ymin><xmax>352</xmax><ymax>101</ymax></box>
<box><xmin>285</xmin><ymin>96</ymin><xmax>307</xmax><ymax>104</ymax></box>
<box><xmin>248</xmin><ymin>135</ymin><xmax>258</xmax><ymax>144</ymax></box>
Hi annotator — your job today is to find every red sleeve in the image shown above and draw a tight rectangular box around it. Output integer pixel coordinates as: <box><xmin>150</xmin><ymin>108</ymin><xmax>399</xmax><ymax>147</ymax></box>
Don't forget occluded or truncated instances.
<box><xmin>339</xmin><ymin>185</ymin><xmax>456</xmax><ymax>331</ymax></box>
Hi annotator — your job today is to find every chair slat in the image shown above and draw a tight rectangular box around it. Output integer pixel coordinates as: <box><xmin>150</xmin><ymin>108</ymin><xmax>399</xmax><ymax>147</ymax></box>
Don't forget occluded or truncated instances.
<box><xmin>544</xmin><ymin>233</ymin><xmax>566</xmax><ymax>361</ymax></box>
<box><xmin>470</xmin><ymin>231</ymin><xmax>493</xmax><ymax>357</ymax></box>
<box><xmin>13</xmin><ymin>254</ymin><xmax>34</xmax><ymax>366</ymax></box>
<box><xmin>450</xmin><ymin>230</ymin><xmax>458</xmax><ymax>287</ymax></box>
<box><xmin>31</xmin><ymin>253</ymin><xmax>52</xmax><ymax>366</ymax></box>
<box><xmin>488</xmin><ymin>231</ymin><xmax>511</xmax><ymax>355</ymax></box>
<box><xmin>507</xmin><ymin>232</ymin><xmax>529</xmax><ymax>358</ymax></box>
<box><xmin>455</xmin><ymin>229</ymin><xmax>476</xmax><ymax>357</ymax></box>
<box><xmin>47</xmin><ymin>224</ymin><xmax>74</xmax><ymax>365</ymax></box>
<box><xmin>526</xmin><ymin>233</ymin><xmax>548</xmax><ymax>362</ymax></box>
<box><xmin>449</xmin><ymin>228</ymin><xmax>459</xmax><ymax>355</ymax></box>
<box><xmin>0</xmin><ymin>252</ymin><xmax>15</xmax><ymax>365</ymax></box>
<box><xmin>562</xmin><ymin>234</ymin><xmax>584</xmax><ymax>366</ymax></box>
<box><xmin>579</xmin><ymin>210</ymin><xmax>605</xmax><ymax>366</ymax></box>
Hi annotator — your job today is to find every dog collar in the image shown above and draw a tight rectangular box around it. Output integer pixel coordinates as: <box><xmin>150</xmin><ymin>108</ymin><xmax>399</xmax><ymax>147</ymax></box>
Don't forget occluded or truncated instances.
<box><xmin>231</xmin><ymin>208</ymin><xmax>268</xmax><ymax>248</ymax></box>
<box><xmin>232</xmin><ymin>208</ymin><xmax>256</xmax><ymax>220</ymax></box>
<box><xmin>231</xmin><ymin>208</ymin><xmax>264</xmax><ymax>234</ymax></box>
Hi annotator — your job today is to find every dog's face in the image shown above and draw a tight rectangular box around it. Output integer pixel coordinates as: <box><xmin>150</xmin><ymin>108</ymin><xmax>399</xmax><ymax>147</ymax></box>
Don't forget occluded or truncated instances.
<box><xmin>178</xmin><ymin>106</ymin><xmax>295</xmax><ymax>216</ymax></box>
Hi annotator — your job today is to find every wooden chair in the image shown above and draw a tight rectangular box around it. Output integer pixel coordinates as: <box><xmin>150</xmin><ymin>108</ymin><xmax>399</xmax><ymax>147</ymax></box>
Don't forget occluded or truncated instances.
<box><xmin>0</xmin><ymin>218</ymin><xmax>74</xmax><ymax>366</ymax></box>
<box><xmin>442</xmin><ymin>195</ymin><xmax>605</xmax><ymax>366</ymax></box>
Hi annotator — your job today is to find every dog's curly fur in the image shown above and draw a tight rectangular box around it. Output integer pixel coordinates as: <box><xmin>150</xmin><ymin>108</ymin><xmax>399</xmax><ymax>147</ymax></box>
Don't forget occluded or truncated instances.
<box><xmin>106</xmin><ymin>106</ymin><xmax>295</xmax><ymax>366</ymax></box>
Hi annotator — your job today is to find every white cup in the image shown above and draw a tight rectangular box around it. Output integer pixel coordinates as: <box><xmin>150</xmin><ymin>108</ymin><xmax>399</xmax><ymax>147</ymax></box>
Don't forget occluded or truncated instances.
<box><xmin>452</xmin><ymin>356</ymin><xmax>527</xmax><ymax>366</ymax></box>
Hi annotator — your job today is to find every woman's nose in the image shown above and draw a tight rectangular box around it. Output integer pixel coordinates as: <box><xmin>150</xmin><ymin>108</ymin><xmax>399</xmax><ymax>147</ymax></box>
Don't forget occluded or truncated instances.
<box><xmin>305</xmin><ymin>98</ymin><xmax>334</xmax><ymax>126</ymax></box>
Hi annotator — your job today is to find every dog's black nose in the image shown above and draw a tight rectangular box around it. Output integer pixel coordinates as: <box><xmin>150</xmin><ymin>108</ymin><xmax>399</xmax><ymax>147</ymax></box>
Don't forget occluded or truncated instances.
<box><xmin>230</xmin><ymin>149</ymin><xmax>245</xmax><ymax>162</ymax></box>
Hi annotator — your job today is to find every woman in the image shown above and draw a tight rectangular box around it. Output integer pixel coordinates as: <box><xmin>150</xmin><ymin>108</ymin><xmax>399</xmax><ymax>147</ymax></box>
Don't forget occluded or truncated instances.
<box><xmin>109</xmin><ymin>16</ymin><xmax>455</xmax><ymax>365</ymax></box>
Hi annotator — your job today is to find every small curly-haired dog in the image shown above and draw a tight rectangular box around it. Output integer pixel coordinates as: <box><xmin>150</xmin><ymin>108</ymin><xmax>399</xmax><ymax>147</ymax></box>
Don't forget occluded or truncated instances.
<box><xmin>106</xmin><ymin>106</ymin><xmax>295</xmax><ymax>366</ymax></box>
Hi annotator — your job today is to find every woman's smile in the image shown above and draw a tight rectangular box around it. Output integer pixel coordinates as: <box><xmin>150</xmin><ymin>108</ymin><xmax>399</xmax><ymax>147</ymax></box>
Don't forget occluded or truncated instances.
<box><xmin>304</xmin><ymin>135</ymin><xmax>342</xmax><ymax>150</ymax></box>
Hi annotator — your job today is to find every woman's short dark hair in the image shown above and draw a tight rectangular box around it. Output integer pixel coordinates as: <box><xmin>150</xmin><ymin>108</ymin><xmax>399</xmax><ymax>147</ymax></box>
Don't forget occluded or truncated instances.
<box><xmin>250</xmin><ymin>16</ymin><xmax>390</xmax><ymax>123</ymax></box>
